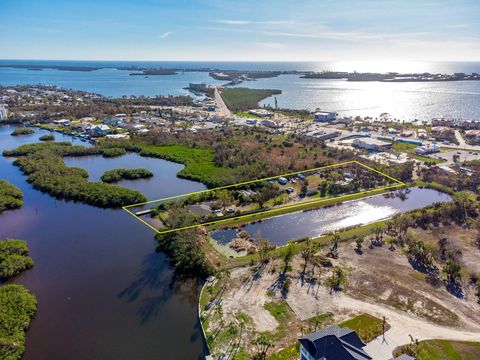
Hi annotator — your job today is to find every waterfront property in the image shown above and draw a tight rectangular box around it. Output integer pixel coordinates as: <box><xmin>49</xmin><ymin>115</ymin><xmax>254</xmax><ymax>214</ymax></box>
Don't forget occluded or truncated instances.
<box><xmin>299</xmin><ymin>325</ymin><xmax>371</xmax><ymax>360</ymax></box>
<box><xmin>314</xmin><ymin>111</ymin><xmax>337</xmax><ymax>122</ymax></box>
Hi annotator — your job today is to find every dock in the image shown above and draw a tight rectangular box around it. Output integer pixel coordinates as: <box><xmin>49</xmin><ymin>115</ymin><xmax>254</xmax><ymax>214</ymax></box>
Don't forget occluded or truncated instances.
<box><xmin>135</xmin><ymin>209</ymin><xmax>153</xmax><ymax>216</ymax></box>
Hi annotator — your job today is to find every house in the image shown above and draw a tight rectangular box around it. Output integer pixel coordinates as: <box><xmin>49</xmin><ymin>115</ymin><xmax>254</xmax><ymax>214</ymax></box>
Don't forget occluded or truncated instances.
<box><xmin>464</xmin><ymin>129</ymin><xmax>480</xmax><ymax>143</ymax></box>
<box><xmin>431</xmin><ymin>126</ymin><xmax>454</xmax><ymax>140</ymax></box>
<box><xmin>415</xmin><ymin>144</ymin><xmax>440</xmax><ymax>155</ymax></box>
<box><xmin>299</xmin><ymin>325</ymin><xmax>372</xmax><ymax>360</ymax></box>
<box><xmin>53</xmin><ymin>119</ymin><xmax>71</xmax><ymax>126</ymax></box>
<box><xmin>90</xmin><ymin>124</ymin><xmax>111</xmax><ymax>136</ymax></box>
<box><xmin>431</xmin><ymin>118</ymin><xmax>453</xmax><ymax>127</ymax></box>
<box><xmin>352</xmin><ymin>138</ymin><xmax>392</xmax><ymax>151</ymax></box>
<box><xmin>417</xmin><ymin>129</ymin><xmax>427</xmax><ymax>139</ymax></box>
<box><xmin>314</xmin><ymin>111</ymin><xmax>336</xmax><ymax>122</ymax></box>
<box><xmin>103</xmin><ymin>118</ymin><xmax>123</xmax><ymax>126</ymax></box>
<box><xmin>246</xmin><ymin>118</ymin><xmax>257</xmax><ymax>125</ymax></box>
<box><xmin>261</xmin><ymin>119</ymin><xmax>283</xmax><ymax>128</ymax></box>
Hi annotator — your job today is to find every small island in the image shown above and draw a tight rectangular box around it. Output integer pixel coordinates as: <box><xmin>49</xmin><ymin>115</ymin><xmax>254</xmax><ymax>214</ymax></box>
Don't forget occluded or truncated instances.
<box><xmin>102</xmin><ymin>147</ymin><xmax>126</xmax><ymax>158</ymax></box>
<box><xmin>11</xmin><ymin>128</ymin><xmax>34</xmax><ymax>136</ymax></box>
<box><xmin>129</xmin><ymin>69</ymin><xmax>178</xmax><ymax>76</ymax></box>
<box><xmin>0</xmin><ymin>179</ymin><xmax>23</xmax><ymax>214</ymax></box>
<box><xmin>101</xmin><ymin>168</ymin><xmax>153</xmax><ymax>183</ymax></box>
<box><xmin>3</xmin><ymin>142</ymin><xmax>146</xmax><ymax>208</ymax></box>
<box><xmin>0</xmin><ymin>239</ymin><xmax>34</xmax><ymax>280</ymax></box>
<box><xmin>39</xmin><ymin>134</ymin><xmax>55</xmax><ymax>141</ymax></box>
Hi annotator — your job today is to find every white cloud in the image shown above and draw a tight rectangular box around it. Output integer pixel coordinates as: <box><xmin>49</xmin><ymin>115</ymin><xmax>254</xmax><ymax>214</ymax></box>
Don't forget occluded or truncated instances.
<box><xmin>158</xmin><ymin>31</ymin><xmax>173</xmax><ymax>39</ymax></box>
<box><xmin>215</xmin><ymin>20</ymin><xmax>251</xmax><ymax>25</ymax></box>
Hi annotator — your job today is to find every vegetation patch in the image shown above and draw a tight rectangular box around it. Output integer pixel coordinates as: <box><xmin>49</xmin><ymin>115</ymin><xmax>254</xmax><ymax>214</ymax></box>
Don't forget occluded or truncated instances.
<box><xmin>339</xmin><ymin>313</ymin><xmax>387</xmax><ymax>343</ymax></box>
<box><xmin>0</xmin><ymin>285</ymin><xmax>37</xmax><ymax>360</ymax></box>
<box><xmin>0</xmin><ymin>180</ymin><xmax>23</xmax><ymax>214</ymax></box>
<box><xmin>0</xmin><ymin>239</ymin><xmax>34</xmax><ymax>281</ymax></box>
<box><xmin>10</xmin><ymin>128</ymin><xmax>34</xmax><ymax>136</ymax></box>
<box><xmin>221</xmin><ymin>88</ymin><xmax>281</xmax><ymax>112</ymax></box>
<box><xmin>101</xmin><ymin>168</ymin><xmax>153</xmax><ymax>183</ymax></box>
<box><xmin>102</xmin><ymin>147</ymin><xmax>126</xmax><ymax>158</ymax></box>
<box><xmin>140</xmin><ymin>144</ymin><xmax>234</xmax><ymax>187</ymax></box>
<box><xmin>3</xmin><ymin>142</ymin><xmax>146</xmax><ymax>208</ymax></box>
<box><xmin>394</xmin><ymin>339</ymin><xmax>480</xmax><ymax>360</ymax></box>
<box><xmin>39</xmin><ymin>134</ymin><xmax>55</xmax><ymax>141</ymax></box>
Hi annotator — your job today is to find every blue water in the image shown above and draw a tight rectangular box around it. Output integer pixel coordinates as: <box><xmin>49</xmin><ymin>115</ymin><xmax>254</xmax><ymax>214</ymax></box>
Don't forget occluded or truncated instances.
<box><xmin>1</xmin><ymin>60</ymin><xmax>480</xmax><ymax>121</ymax></box>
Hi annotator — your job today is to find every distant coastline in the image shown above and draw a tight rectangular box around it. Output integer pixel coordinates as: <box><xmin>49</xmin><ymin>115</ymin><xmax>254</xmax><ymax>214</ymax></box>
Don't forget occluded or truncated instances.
<box><xmin>1</xmin><ymin>63</ymin><xmax>479</xmax><ymax>83</ymax></box>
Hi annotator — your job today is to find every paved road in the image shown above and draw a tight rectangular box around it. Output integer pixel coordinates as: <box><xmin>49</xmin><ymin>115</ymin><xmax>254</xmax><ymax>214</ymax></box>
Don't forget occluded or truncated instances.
<box><xmin>214</xmin><ymin>87</ymin><xmax>232</xmax><ymax>117</ymax></box>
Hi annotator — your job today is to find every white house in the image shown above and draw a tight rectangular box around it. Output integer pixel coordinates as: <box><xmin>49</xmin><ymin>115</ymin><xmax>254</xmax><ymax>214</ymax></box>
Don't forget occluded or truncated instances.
<box><xmin>53</xmin><ymin>119</ymin><xmax>71</xmax><ymax>126</ymax></box>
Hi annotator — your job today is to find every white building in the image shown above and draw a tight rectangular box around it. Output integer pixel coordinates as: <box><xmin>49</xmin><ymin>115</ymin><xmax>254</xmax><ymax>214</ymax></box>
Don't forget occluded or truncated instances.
<box><xmin>352</xmin><ymin>138</ymin><xmax>392</xmax><ymax>151</ymax></box>
<box><xmin>0</xmin><ymin>105</ymin><xmax>7</xmax><ymax>121</ymax></box>
<box><xmin>314</xmin><ymin>111</ymin><xmax>336</xmax><ymax>122</ymax></box>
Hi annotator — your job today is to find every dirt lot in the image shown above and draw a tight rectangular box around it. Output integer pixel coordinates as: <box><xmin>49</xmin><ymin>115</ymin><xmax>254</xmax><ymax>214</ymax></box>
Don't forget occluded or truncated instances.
<box><xmin>202</xmin><ymin>225</ymin><xmax>480</xmax><ymax>359</ymax></box>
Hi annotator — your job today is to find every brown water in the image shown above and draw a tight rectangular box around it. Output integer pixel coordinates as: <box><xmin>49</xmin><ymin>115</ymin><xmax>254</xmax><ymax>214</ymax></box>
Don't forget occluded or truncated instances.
<box><xmin>0</xmin><ymin>125</ymin><xmax>207</xmax><ymax>360</ymax></box>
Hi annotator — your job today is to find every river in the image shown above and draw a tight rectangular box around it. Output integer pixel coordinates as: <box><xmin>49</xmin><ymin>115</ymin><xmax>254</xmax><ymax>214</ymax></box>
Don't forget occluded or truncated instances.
<box><xmin>0</xmin><ymin>125</ymin><xmax>207</xmax><ymax>360</ymax></box>
<box><xmin>211</xmin><ymin>188</ymin><xmax>451</xmax><ymax>247</ymax></box>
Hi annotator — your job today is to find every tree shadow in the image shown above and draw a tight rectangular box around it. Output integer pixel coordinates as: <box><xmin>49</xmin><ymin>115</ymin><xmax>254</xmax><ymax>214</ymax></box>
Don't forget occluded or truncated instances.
<box><xmin>118</xmin><ymin>250</ymin><xmax>201</xmax><ymax>324</ymax></box>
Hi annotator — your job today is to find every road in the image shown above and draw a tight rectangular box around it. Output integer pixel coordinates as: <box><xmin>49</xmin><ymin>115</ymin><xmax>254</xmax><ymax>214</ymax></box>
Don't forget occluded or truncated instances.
<box><xmin>214</xmin><ymin>86</ymin><xmax>232</xmax><ymax>117</ymax></box>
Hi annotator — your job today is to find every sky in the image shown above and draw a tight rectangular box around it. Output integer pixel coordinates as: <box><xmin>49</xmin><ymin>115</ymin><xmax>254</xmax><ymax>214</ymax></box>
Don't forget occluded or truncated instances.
<box><xmin>1</xmin><ymin>0</ymin><xmax>479</xmax><ymax>62</ymax></box>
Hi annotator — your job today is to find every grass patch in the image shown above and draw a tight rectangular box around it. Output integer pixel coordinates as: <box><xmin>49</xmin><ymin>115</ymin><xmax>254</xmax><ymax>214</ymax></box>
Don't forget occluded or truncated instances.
<box><xmin>235</xmin><ymin>112</ymin><xmax>262</xmax><ymax>119</ymax></box>
<box><xmin>307</xmin><ymin>312</ymin><xmax>334</xmax><ymax>328</ymax></box>
<box><xmin>267</xmin><ymin>343</ymin><xmax>300</xmax><ymax>360</ymax></box>
<box><xmin>395</xmin><ymin>340</ymin><xmax>480</xmax><ymax>360</ymax></box>
<box><xmin>263</xmin><ymin>301</ymin><xmax>294</xmax><ymax>341</ymax></box>
<box><xmin>221</xmin><ymin>88</ymin><xmax>281</xmax><ymax>112</ymax></box>
<box><xmin>415</xmin><ymin>340</ymin><xmax>480</xmax><ymax>360</ymax></box>
<box><xmin>140</xmin><ymin>144</ymin><xmax>234</xmax><ymax>187</ymax></box>
<box><xmin>340</xmin><ymin>313</ymin><xmax>387</xmax><ymax>343</ymax></box>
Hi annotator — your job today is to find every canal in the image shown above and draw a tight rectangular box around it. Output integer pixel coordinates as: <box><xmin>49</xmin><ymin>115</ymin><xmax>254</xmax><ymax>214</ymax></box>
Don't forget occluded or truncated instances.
<box><xmin>211</xmin><ymin>188</ymin><xmax>451</xmax><ymax>247</ymax></box>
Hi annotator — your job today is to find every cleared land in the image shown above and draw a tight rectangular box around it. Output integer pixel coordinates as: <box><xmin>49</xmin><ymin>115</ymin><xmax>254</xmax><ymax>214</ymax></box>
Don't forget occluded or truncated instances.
<box><xmin>199</xmin><ymin>222</ymin><xmax>480</xmax><ymax>359</ymax></box>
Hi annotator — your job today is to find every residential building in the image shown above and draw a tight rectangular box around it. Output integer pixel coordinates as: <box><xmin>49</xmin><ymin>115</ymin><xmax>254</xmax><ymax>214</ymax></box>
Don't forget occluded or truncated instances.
<box><xmin>0</xmin><ymin>105</ymin><xmax>8</xmax><ymax>120</ymax></box>
<box><xmin>352</xmin><ymin>138</ymin><xmax>392</xmax><ymax>151</ymax></box>
<box><xmin>431</xmin><ymin>118</ymin><xmax>453</xmax><ymax>127</ymax></box>
<box><xmin>299</xmin><ymin>325</ymin><xmax>372</xmax><ymax>360</ymax></box>
<box><xmin>261</xmin><ymin>119</ymin><xmax>283</xmax><ymax>128</ymax></box>
<box><xmin>417</xmin><ymin>129</ymin><xmax>427</xmax><ymax>139</ymax></box>
<box><xmin>415</xmin><ymin>144</ymin><xmax>440</xmax><ymax>155</ymax></box>
<box><xmin>53</xmin><ymin>119</ymin><xmax>71</xmax><ymax>126</ymax></box>
<box><xmin>90</xmin><ymin>124</ymin><xmax>111</xmax><ymax>136</ymax></box>
<box><xmin>464</xmin><ymin>129</ymin><xmax>480</xmax><ymax>143</ymax></box>
<box><xmin>431</xmin><ymin>126</ymin><xmax>454</xmax><ymax>140</ymax></box>
<box><xmin>314</xmin><ymin>111</ymin><xmax>336</xmax><ymax>122</ymax></box>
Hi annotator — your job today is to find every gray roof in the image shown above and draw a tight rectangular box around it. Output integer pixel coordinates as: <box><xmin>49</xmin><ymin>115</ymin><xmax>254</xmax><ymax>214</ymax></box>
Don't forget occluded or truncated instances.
<box><xmin>299</xmin><ymin>325</ymin><xmax>372</xmax><ymax>360</ymax></box>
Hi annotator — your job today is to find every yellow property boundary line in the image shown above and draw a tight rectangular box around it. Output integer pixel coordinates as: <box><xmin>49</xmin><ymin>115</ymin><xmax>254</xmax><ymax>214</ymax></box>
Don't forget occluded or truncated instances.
<box><xmin>122</xmin><ymin>160</ymin><xmax>405</xmax><ymax>235</ymax></box>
